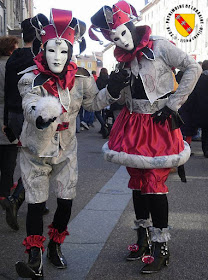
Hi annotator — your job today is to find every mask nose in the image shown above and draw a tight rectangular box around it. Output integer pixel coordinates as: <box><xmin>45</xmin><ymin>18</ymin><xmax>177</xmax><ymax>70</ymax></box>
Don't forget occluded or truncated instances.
<box><xmin>120</xmin><ymin>37</ymin><xmax>126</xmax><ymax>44</ymax></box>
<box><xmin>54</xmin><ymin>50</ymin><xmax>60</xmax><ymax>61</ymax></box>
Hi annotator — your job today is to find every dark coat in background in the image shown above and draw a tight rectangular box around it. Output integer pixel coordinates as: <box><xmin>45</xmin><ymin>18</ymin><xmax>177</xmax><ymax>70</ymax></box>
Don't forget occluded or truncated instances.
<box><xmin>177</xmin><ymin>71</ymin><xmax>198</xmax><ymax>137</ymax></box>
<box><xmin>4</xmin><ymin>48</ymin><xmax>35</xmax><ymax>138</ymax></box>
<box><xmin>4</xmin><ymin>48</ymin><xmax>35</xmax><ymax>125</ymax></box>
<box><xmin>96</xmin><ymin>73</ymin><xmax>109</xmax><ymax>90</ymax></box>
<box><xmin>188</xmin><ymin>71</ymin><xmax>208</xmax><ymax>128</ymax></box>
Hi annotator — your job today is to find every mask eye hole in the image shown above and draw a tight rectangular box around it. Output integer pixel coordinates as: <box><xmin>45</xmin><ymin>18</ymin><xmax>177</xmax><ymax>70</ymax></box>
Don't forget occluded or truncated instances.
<box><xmin>113</xmin><ymin>37</ymin><xmax>119</xmax><ymax>42</ymax></box>
<box><xmin>121</xmin><ymin>30</ymin><xmax>126</xmax><ymax>36</ymax></box>
<box><xmin>48</xmin><ymin>49</ymin><xmax>55</xmax><ymax>52</ymax></box>
<box><xmin>61</xmin><ymin>50</ymin><xmax>68</xmax><ymax>54</ymax></box>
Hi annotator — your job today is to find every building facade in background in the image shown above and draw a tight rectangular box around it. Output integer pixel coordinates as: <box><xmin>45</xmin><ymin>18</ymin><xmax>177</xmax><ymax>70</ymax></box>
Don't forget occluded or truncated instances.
<box><xmin>99</xmin><ymin>0</ymin><xmax>208</xmax><ymax>71</ymax></box>
<box><xmin>140</xmin><ymin>0</ymin><xmax>208</xmax><ymax>62</ymax></box>
<box><xmin>102</xmin><ymin>43</ymin><xmax>117</xmax><ymax>74</ymax></box>
<box><xmin>0</xmin><ymin>0</ymin><xmax>6</xmax><ymax>36</ymax></box>
<box><xmin>1</xmin><ymin>0</ymin><xmax>207</xmax><ymax>70</ymax></box>
<box><xmin>76</xmin><ymin>52</ymin><xmax>104</xmax><ymax>76</ymax></box>
<box><xmin>0</xmin><ymin>0</ymin><xmax>33</xmax><ymax>38</ymax></box>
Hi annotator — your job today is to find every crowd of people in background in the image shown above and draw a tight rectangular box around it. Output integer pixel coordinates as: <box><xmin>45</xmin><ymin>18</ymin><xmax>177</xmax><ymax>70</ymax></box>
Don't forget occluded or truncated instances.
<box><xmin>77</xmin><ymin>67</ymin><xmax>123</xmax><ymax>139</ymax></box>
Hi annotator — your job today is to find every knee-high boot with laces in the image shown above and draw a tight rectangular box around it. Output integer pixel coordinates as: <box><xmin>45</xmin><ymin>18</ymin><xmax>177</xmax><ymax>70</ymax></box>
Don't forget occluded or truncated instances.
<box><xmin>140</xmin><ymin>227</ymin><xmax>170</xmax><ymax>274</ymax></box>
<box><xmin>15</xmin><ymin>235</ymin><xmax>46</xmax><ymax>279</ymax></box>
<box><xmin>47</xmin><ymin>223</ymin><xmax>69</xmax><ymax>268</ymax></box>
<box><xmin>126</xmin><ymin>219</ymin><xmax>151</xmax><ymax>261</ymax></box>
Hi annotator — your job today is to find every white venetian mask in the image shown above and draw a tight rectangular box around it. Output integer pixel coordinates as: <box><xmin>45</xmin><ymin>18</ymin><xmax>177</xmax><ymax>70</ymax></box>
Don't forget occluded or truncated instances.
<box><xmin>45</xmin><ymin>39</ymin><xmax>68</xmax><ymax>73</ymax></box>
<box><xmin>110</xmin><ymin>24</ymin><xmax>134</xmax><ymax>51</ymax></box>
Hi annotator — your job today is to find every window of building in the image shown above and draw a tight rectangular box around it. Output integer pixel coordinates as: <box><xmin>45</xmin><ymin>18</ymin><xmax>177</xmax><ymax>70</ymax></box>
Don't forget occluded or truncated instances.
<box><xmin>87</xmin><ymin>62</ymin><xmax>92</xmax><ymax>68</ymax></box>
<box><xmin>81</xmin><ymin>62</ymin><xmax>85</xmax><ymax>67</ymax></box>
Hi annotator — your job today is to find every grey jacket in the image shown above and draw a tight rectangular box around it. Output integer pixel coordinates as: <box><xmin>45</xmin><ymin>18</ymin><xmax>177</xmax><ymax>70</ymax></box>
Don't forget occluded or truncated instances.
<box><xmin>119</xmin><ymin>36</ymin><xmax>202</xmax><ymax>113</ymax></box>
<box><xmin>18</xmin><ymin>69</ymin><xmax>117</xmax><ymax>158</ymax></box>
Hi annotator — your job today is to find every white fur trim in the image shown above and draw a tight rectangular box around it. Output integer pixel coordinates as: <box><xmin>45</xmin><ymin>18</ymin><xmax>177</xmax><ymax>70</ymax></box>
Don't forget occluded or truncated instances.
<box><xmin>35</xmin><ymin>96</ymin><xmax>62</xmax><ymax>121</ymax></box>
<box><xmin>150</xmin><ymin>227</ymin><xmax>171</xmax><ymax>242</ymax></box>
<box><xmin>102</xmin><ymin>141</ymin><xmax>191</xmax><ymax>169</ymax></box>
<box><xmin>134</xmin><ymin>219</ymin><xmax>152</xmax><ymax>229</ymax></box>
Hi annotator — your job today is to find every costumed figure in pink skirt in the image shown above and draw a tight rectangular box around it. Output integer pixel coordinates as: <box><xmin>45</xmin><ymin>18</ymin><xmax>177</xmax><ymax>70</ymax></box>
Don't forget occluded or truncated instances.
<box><xmin>89</xmin><ymin>1</ymin><xmax>201</xmax><ymax>273</ymax></box>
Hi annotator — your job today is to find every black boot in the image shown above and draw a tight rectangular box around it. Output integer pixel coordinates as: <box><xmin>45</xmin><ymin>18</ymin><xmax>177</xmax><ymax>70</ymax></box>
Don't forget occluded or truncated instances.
<box><xmin>202</xmin><ymin>128</ymin><xmax>208</xmax><ymax>158</ymax></box>
<box><xmin>177</xmin><ymin>165</ymin><xmax>187</xmax><ymax>183</ymax></box>
<box><xmin>15</xmin><ymin>247</ymin><xmax>44</xmax><ymax>279</ymax></box>
<box><xmin>101</xmin><ymin>124</ymin><xmax>110</xmax><ymax>139</ymax></box>
<box><xmin>47</xmin><ymin>240</ymin><xmax>67</xmax><ymax>268</ymax></box>
<box><xmin>3</xmin><ymin>188</ymin><xmax>25</xmax><ymax>230</ymax></box>
<box><xmin>126</xmin><ymin>226</ymin><xmax>150</xmax><ymax>261</ymax></box>
<box><xmin>43</xmin><ymin>206</ymin><xmax>49</xmax><ymax>215</ymax></box>
<box><xmin>140</xmin><ymin>241</ymin><xmax>170</xmax><ymax>274</ymax></box>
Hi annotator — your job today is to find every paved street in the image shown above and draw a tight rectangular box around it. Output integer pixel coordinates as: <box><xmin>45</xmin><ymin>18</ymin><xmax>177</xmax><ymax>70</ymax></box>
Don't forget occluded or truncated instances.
<box><xmin>0</xmin><ymin>121</ymin><xmax>208</xmax><ymax>280</ymax></box>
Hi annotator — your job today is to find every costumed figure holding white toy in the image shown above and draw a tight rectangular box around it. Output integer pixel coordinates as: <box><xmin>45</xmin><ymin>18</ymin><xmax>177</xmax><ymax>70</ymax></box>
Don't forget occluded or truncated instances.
<box><xmin>89</xmin><ymin>0</ymin><xmax>201</xmax><ymax>274</ymax></box>
<box><xmin>15</xmin><ymin>9</ymin><xmax>125</xmax><ymax>280</ymax></box>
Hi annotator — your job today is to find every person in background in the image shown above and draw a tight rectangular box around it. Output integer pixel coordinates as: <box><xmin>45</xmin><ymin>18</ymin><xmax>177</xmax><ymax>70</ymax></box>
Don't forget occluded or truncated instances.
<box><xmin>95</xmin><ymin>68</ymin><xmax>110</xmax><ymax>138</ymax></box>
<box><xmin>89</xmin><ymin>1</ymin><xmax>201</xmax><ymax>274</ymax></box>
<box><xmin>191</xmin><ymin>61</ymin><xmax>202</xmax><ymax>142</ymax></box>
<box><xmin>81</xmin><ymin>109</ymin><xmax>95</xmax><ymax>129</ymax></box>
<box><xmin>80</xmin><ymin>70</ymin><xmax>98</xmax><ymax>130</ymax></box>
<box><xmin>176</xmin><ymin>70</ymin><xmax>198</xmax><ymax>152</ymax></box>
<box><xmin>92</xmin><ymin>70</ymin><xmax>98</xmax><ymax>81</ymax></box>
<box><xmin>96</xmin><ymin>68</ymin><xmax>109</xmax><ymax>90</ymax></box>
<box><xmin>4</xmin><ymin>19</ymin><xmax>36</xmax><ymax>139</ymax></box>
<box><xmin>0</xmin><ymin>36</ymin><xmax>19</xmax><ymax>226</ymax></box>
<box><xmin>186</xmin><ymin>60</ymin><xmax>208</xmax><ymax>157</ymax></box>
<box><xmin>2</xmin><ymin>18</ymin><xmax>49</xmax><ymax>231</ymax></box>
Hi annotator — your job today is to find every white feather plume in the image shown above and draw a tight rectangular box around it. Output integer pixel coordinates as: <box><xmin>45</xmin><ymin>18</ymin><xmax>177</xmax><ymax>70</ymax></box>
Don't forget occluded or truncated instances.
<box><xmin>35</xmin><ymin>96</ymin><xmax>62</xmax><ymax>121</ymax></box>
